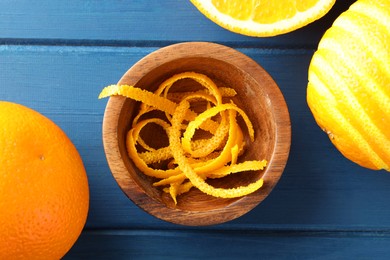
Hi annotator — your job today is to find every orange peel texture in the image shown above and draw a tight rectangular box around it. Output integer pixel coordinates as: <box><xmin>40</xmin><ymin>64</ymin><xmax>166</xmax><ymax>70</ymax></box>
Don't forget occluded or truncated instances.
<box><xmin>99</xmin><ymin>71</ymin><xmax>267</xmax><ymax>204</ymax></box>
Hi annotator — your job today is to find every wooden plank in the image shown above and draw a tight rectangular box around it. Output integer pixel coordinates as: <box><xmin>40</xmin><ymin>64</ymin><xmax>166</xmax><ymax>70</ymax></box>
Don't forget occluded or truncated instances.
<box><xmin>1</xmin><ymin>45</ymin><xmax>389</xmax><ymax>231</ymax></box>
<box><xmin>0</xmin><ymin>0</ymin><xmax>355</xmax><ymax>47</ymax></box>
<box><xmin>65</xmin><ymin>229</ymin><xmax>390</xmax><ymax>259</ymax></box>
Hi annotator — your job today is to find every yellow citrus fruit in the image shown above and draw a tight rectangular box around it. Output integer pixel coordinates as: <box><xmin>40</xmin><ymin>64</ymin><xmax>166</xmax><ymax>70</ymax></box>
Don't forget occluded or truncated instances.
<box><xmin>307</xmin><ymin>0</ymin><xmax>390</xmax><ymax>171</ymax></box>
<box><xmin>190</xmin><ymin>0</ymin><xmax>336</xmax><ymax>37</ymax></box>
<box><xmin>0</xmin><ymin>101</ymin><xmax>89</xmax><ymax>259</ymax></box>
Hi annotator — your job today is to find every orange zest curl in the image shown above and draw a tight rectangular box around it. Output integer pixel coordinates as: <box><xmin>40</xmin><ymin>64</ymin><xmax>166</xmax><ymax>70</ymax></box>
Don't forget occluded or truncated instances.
<box><xmin>99</xmin><ymin>71</ymin><xmax>267</xmax><ymax>204</ymax></box>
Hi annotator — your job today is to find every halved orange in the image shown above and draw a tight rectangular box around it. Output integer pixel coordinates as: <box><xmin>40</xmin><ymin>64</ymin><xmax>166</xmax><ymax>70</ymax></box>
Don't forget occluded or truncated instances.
<box><xmin>190</xmin><ymin>0</ymin><xmax>336</xmax><ymax>37</ymax></box>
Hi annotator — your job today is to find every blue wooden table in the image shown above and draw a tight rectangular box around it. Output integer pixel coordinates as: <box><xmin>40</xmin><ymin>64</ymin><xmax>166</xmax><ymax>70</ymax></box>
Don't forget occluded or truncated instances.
<box><xmin>2</xmin><ymin>0</ymin><xmax>390</xmax><ymax>259</ymax></box>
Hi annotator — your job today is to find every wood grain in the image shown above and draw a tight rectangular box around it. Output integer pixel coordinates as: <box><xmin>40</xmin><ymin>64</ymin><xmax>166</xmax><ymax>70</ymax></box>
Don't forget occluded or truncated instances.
<box><xmin>1</xmin><ymin>45</ymin><xmax>388</xmax><ymax>230</ymax></box>
<box><xmin>66</xmin><ymin>229</ymin><xmax>390</xmax><ymax>259</ymax></box>
<box><xmin>2</xmin><ymin>0</ymin><xmax>390</xmax><ymax>255</ymax></box>
<box><xmin>0</xmin><ymin>0</ymin><xmax>355</xmax><ymax>47</ymax></box>
<box><xmin>102</xmin><ymin>42</ymin><xmax>291</xmax><ymax>226</ymax></box>
<box><xmin>0</xmin><ymin>45</ymin><xmax>390</xmax><ymax>230</ymax></box>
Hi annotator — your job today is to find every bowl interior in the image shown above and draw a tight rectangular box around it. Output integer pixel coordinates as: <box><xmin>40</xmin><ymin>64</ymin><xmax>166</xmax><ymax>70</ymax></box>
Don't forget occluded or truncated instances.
<box><xmin>116</xmin><ymin>56</ymin><xmax>276</xmax><ymax>211</ymax></box>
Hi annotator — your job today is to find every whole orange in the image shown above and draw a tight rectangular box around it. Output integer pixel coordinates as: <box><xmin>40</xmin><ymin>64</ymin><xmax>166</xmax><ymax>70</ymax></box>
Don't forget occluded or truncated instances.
<box><xmin>0</xmin><ymin>101</ymin><xmax>89</xmax><ymax>259</ymax></box>
<box><xmin>307</xmin><ymin>0</ymin><xmax>390</xmax><ymax>171</ymax></box>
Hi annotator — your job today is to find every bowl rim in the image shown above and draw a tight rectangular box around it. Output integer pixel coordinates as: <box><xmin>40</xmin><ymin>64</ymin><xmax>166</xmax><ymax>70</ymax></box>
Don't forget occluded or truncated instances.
<box><xmin>102</xmin><ymin>41</ymin><xmax>291</xmax><ymax>226</ymax></box>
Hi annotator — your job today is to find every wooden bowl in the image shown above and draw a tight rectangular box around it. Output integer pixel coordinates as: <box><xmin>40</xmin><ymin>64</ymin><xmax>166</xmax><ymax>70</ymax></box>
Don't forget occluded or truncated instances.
<box><xmin>102</xmin><ymin>42</ymin><xmax>291</xmax><ymax>226</ymax></box>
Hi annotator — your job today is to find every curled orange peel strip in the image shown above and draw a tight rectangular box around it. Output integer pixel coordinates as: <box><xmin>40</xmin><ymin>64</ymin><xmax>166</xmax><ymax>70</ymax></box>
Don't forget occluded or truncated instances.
<box><xmin>230</xmin><ymin>144</ymin><xmax>239</xmax><ymax>165</ymax></box>
<box><xmin>99</xmin><ymin>85</ymin><xmax>177</xmax><ymax>115</ymax></box>
<box><xmin>166</xmin><ymin>87</ymin><xmax>236</xmax><ymax>103</ymax></box>
<box><xmin>183</xmin><ymin>102</ymin><xmax>254</xmax><ymax>144</ymax></box>
<box><xmin>153</xmin><ymin>173</ymin><xmax>186</xmax><ymax>187</ymax></box>
<box><xmin>154</xmin><ymin>159</ymin><xmax>267</xmax><ymax>186</ymax></box>
<box><xmin>138</xmin><ymin>146</ymin><xmax>172</xmax><ymax>165</ymax></box>
<box><xmin>126</xmin><ymin>120</ymin><xmax>180</xmax><ymax>178</ymax></box>
<box><xmin>99</xmin><ymin>72</ymin><xmax>267</xmax><ymax>203</ymax></box>
<box><xmin>169</xmin><ymin>100</ymin><xmax>264</xmax><ymax>199</ymax></box>
<box><xmin>99</xmin><ymin>84</ymin><xmax>219</xmax><ymax>134</ymax></box>
<box><xmin>131</xmin><ymin>116</ymin><xmax>170</xmax><ymax>152</ymax></box>
<box><xmin>207</xmin><ymin>160</ymin><xmax>267</xmax><ymax>179</ymax></box>
<box><xmin>155</xmin><ymin>72</ymin><xmax>223</xmax><ymax>104</ymax></box>
<box><xmin>163</xmin><ymin>181</ymin><xmax>193</xmax><ymax>200</ymax></box>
